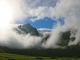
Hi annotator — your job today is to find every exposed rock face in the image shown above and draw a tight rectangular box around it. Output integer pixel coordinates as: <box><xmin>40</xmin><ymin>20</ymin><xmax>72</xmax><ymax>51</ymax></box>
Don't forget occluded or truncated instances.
<box><xmin>15</xmin><ymin>23</ymin><xmax>39</xmax><ymax>36</ymax></box>
<box><xmin>57</xmin><ymin>31</ymin><xmax>76</xmax><ymax>47</ymax></box>
<box><xmin>57</xmin><ymin>31</ymin><xmax>71</xmax><ymax>47</ymax></box>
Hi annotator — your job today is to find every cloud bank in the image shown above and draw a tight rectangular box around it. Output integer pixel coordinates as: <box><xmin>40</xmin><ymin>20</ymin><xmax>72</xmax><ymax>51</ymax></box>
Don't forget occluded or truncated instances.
<box><xmin>0</xmin><ymin>0</ymin><xmax>80</xmax><ymax>49</ymax></box>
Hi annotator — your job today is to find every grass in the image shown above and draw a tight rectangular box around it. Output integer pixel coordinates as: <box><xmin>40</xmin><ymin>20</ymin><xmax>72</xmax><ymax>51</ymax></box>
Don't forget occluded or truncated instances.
<box><xmin>0</xmin><ymin>52</ymin><xmax>80</xmax><ymax>60</ymax></box>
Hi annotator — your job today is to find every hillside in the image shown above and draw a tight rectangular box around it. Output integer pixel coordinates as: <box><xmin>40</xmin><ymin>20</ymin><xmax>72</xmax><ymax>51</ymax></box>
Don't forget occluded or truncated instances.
<box><xmin>1</xmin><ymin>52</ymin><xmax>80</xmax><ymax>60</ymax></box>
<box><xmin>0</xmin><ymin>45</ymin><xmax>80</xmax><ymax>57</ymax></box>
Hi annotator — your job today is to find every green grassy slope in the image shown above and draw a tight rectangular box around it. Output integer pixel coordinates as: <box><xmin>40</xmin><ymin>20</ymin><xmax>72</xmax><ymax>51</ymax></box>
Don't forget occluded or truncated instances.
<box><xmin>0</xmin><ymin>52</ymin><xmax>80</xmax><ymax>60</ymax></box>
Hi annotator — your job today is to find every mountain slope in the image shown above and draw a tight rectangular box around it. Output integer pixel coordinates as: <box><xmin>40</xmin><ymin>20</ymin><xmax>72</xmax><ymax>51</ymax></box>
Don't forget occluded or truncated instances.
<box><xmin>15</xmin><ymin>23</ymin><xmax>39</xmax><ymax>36</ymax></box>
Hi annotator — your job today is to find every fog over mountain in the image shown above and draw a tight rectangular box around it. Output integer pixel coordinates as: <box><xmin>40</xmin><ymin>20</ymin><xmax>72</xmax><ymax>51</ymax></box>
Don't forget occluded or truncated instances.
<box><xmin>37</xmin><ymin>28</ymin><xmax>52</xmax><ymax>36</ymax></box>
<box><xmin>0</xmin><ymin>23</ymin><xmax>78</xmax><ymax>49</ymax></box>
<box><xmin>0</xmin><ymin>0</ymin><xmax>80</xmax><ymax>49</ymax></box>
<box><xmin>15</xmin><ymin>23</ymin><xmax>39</xmax><ymax>36</ymax></box>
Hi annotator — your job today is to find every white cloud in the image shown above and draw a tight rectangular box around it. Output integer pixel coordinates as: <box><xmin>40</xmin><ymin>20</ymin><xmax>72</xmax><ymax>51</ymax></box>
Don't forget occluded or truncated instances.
<box><xmin>37</xmin><ymin>28</ymin><xmax>52</xmax><ymax>37</ymax></box>
<box><xmin>0</xmin><ymin>26</ymin><xmax>42</xmax><ymax>49</ymax></box>
<box><xmin>0</xmin><ymin>0</ymin><xmax>80</xmax><ymax>49</ymax></box>
<box><xmin>0</xmin><ymin>0</ymin><xmax>58</xmax><ymax>23</ymax></box>
<box><xmin>42</xmin><ymin>0</ymin><xmax>80</xmax><ymax>47</ymax></box>
<box><xmin>37</xmin><ymin>28</ymin><xmax>52</xmax><ymax>31</ymax></box>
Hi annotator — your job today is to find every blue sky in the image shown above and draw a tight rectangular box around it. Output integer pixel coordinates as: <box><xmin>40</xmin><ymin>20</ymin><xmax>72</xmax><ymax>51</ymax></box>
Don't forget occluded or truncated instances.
<box><xmin>25</xmin><ymin>17</ymin><xmax>56</xmax><ymax>29</ymax></box>
<box><xmin>17</xmin><ymin>17</ymin><xmax>64</xmax><ymax>29</ymax></box>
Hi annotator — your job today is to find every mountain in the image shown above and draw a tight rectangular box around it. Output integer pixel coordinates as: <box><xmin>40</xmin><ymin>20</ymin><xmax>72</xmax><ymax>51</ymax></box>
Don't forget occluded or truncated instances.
<box><xmin>14</xmin><ymin>23</ymin><xmax>79</xmax><ymax>47</ymax></box>
<box><xmin>0</xmin><ymin>24</ymin><xmax>80</xmax><ymax>57</ymax></box>
<box><xmin>57</xmin><ymin>31</ymin><xmax>76</xmax><ymax>47</ymax></box>
<box><xmin>57</xmin><ymin>31</ymin><xmax>71</xmax><ymax>47</ymax></box>
<box><xmin>15</xmin><ymin>23</ymin><xmax>39</xmax><ymax>36</ymax></box>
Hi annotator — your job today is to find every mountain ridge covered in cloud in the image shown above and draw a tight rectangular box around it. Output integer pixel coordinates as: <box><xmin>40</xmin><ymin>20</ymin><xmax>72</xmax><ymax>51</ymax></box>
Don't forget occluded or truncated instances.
<box><xmin>13</xmin><ymin>23</ymin><xmax>78</xmax><ymax>48</ymax></box>
<box><xmin>0</xmin><ymin>24</ymin><xmax>80</xmax><ymax>57</ymax></box>
<box><xmin>0</xmin><ymin>0</ymin><xmax>80</xmax><ymax>49</ymax></box>
<box><xmin>14</xmin><ymin>23</ymin><xmax>39</xmax><ymax>36</ymax></box>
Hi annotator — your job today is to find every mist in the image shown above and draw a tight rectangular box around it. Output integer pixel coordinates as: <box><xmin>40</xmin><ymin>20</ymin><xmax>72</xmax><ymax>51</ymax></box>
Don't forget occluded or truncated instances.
<box><xmin>0</xmin><ymin>0</ymin><xmax>80</xmax><ymax>49</ymax></box>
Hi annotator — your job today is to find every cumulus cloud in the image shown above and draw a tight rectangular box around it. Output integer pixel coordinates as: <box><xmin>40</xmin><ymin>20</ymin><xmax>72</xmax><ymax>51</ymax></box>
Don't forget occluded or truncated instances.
<box><xmin>0</xmin><ymin>0</ymin><xmax>80</xmax><ymax>49</ymax></box>
<box><xmin>37</xmin><ymin>28</ymin><xmax>51</xmax><ymax>36</ymax></box>
<box><xmin>43</xmin><ymin>0</ymin><xmax>80</xmax><ymax>47</ymax></box>
<box><xmin>0</xmin><ymin>27</ymin><xmax>42</xmax><ymax>49</ymax></box>
<box><xmin>0</xmin><ymin>0</ymin><xmax>58</xmax><ymax>23</ymax></box>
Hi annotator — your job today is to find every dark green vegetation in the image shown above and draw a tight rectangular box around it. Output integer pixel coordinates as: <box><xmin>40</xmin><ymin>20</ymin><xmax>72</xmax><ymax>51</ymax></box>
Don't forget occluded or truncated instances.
<box><xmin>0</xmin><ymin>45</ymin><xmax>80</xmax><ymax>58</ymax></box>
<box><xmin>0</xmin><ymin>52</ymin><xmax>80</xmax><ymax>60</ymax></box>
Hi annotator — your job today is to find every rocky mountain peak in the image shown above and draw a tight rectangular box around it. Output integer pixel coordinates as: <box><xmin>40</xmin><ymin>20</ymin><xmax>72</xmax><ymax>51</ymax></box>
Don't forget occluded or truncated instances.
<box><xmin>15</xmin><ymin>23</ymin><xmax>39</xmax><ymax>36</ymax></box>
